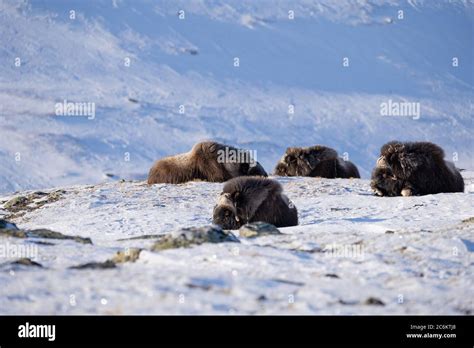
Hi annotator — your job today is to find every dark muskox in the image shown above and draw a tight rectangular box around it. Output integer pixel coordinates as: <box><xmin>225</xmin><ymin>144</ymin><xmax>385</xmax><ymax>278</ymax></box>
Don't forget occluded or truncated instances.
<box><xmin>371</xmin><ymin>141</ymin><xmax>464</xmax><ymax>196</ymax></box>
<box><xmin>370</xmin><ymin>166</ymin><xmax>408</xmax><ymax>197</ymax></box>
<box><xmin>148</xmin><ymin>141</ymin><xmax>267</xmax><ymax>184</ymax></box>
<box><xmin>274</xmin><ymin>145</ymin><xmax>360</xmax><ymax>178</ymax></box>
<box><xmin>212</xmin><ymin>177</ymin><xmax>298</xmax><ymax>230</ymax></box>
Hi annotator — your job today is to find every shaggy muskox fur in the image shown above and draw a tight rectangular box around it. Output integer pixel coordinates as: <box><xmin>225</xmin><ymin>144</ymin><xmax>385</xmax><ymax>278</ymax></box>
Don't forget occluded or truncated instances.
<box><xmin>212</xmin><ymin>177</ymin><xmax>298</xmax><ymax>229</ymax></box>
<box><xmin>148</xmin><ymin>141</ymin><xmax>267</xmax><ymax>184</ymax></box>
<box><xmin>274</xmin><ymin>145</ymin><xmax>360</xmax><ymax>178</ymax></box>
<box><xmin>371</xmin><ymin>141</ymin><xmax>464</xmax><ymax>196</ymax></box>
<box><xmin>370</xmin><ymin>166</ymin><xmax>409</xmax><ymax>197</ymax></box>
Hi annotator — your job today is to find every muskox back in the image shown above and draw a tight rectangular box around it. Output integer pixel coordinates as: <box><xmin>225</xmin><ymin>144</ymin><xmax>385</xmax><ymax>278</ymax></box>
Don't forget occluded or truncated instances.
<box><xmin>213</xmin><ymin>177</ymin><xmax>298</xmax><ymax>229</ymax></box>
<box><xmin>317</xmin><ymin>158</ymin><xmax>360</xmax><ymax>179</ymax></box>
<box><xmin>148</xmin><ymin>141</ymin><xmax>267</xmax><ymax>184</ymax></box>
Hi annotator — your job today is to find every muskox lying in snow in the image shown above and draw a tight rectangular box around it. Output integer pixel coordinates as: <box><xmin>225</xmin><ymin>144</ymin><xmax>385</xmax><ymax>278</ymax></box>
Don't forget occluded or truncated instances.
<box><xmin>274</xmin><ymin>145</ymin><xmax>360</xmax><ymax>178</ymax></box>
<box><xmin>148</xmin><ymin>141</ymin><xmax>267</xmax><ymax>184</ymax></box>
<box><xmin>212</xmin><ymin>177</ymin><xmax>298</xmax><ymax>230</ymax></box>
<box><xmin>371</xmin><ymin>141</ymin><xmax>464</xmax><ymax>196</ymax></box>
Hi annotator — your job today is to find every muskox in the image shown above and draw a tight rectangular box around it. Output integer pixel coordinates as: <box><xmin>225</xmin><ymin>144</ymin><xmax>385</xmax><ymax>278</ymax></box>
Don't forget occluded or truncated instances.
<box><xmin>274</xmin><ymin>145</ymin><xmax>360</xmax><ymax>178</ymax></box>
<box><xmin>212</xmin><ymin>177</ymin><xmax>298</xmax><ymax>229</ymax></box>
<box><xmin>148</xmin><ymin>141</ymin><xmax>267</xmax><ymax>184</ymax></box>
<box><xmin>371</xmin><ymin>141</ymin><xmax>464</xmax><ymax>196</ymax></box>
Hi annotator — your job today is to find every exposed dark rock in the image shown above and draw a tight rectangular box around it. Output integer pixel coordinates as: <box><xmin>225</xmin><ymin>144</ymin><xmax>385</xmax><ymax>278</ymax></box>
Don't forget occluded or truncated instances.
<box><xmin>1</xmin><ymin>258</ymin><xmax>43</xmax><ymax>269</ymax></box>
<box><xmin>70</xmin><ymin>248</ymin><xmax>142</xmax><ymax>270</ymax></box>
<box><xmin>117</xmin><ymin>234</ymin><xmax>162</xmax><ymax>241</ymax></box>
<box><xmin>29</xmin><ymin>241</ymin><xmax>55</xmax><ymax>246</ymax></box>
<box><xmin>0</xmin><ymin>219</ymin><xmax>19</xmax><ymax>230</ymax></box>
<box><xmin>11</xmin><ymin>258</ymin><xmax>43</xmax><ymax>268</ymax></box>
<box><xmin>27</xmin><ymin>229</ymin><xmax>92</xmax><ymax>244</ymax></box>
<box><xmin>0</xmin><ymin>225</ymin><xmax>92</xmax><ymax>245</ymax></box>
<box><xmin>330</xmin><ymin>207</ymin><xmax>350</xmax><ymax>211</ymax></box>
<box><xmin>271</xmin><ymin>278</ymin><xmax>304</xmax><ymax>286</ymax></box>
<box><xmin>151</xmin><ymin>225</ymin><xmax>239</xmax><ymax>251</ymax></box>
<box><xmin>186</xmin><ymin>282</ymin><xmax>212</xmax><ymax>291</ymax></box>
<box><xmin>291</xmin><ymin>246</ymin><xmax>323</xmax><ymax>254</ymax></box>
<box><xmin>364</xmin><ymin>297</ymin><xmax>385</xmax><ymax>306</ymax></box>
<box><xmin>70</xmin><ymin>260</ymin><xmax>116</xmax><ymax>270</ymax></box>
<box><xmin>187</xmin><ymin>48</ymin><xmax>198</xmax><ymax>55</ymax></box>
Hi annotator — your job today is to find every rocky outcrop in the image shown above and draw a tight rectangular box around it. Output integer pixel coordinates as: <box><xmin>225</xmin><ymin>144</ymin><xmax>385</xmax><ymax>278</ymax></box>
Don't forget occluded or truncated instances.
<box><xmin>151</xmin><ymin>225</ymin><xmax>239</xmax><ymax>251</ymax></box>
<box><xmin>239</xmin><ymin>222</ymin><xmax>282</xmax><ymax>238</ymax></box>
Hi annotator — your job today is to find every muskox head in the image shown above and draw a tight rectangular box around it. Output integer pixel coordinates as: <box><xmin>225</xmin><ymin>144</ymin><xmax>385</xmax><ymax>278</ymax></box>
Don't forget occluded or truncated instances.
<box><xmin>193</xmin><ymin>141</ymin><xmax>223</xmax><ymax>159</ymax></box>
<box><xmin>193</xmin><ymin>141</ymin><xmax>267</xmax><ymax>178</ymax></box>
<box><xmin>378</xmin><ymin>141</ymin><xmax>417</xmax><ymax>178</ymax></box>
<box><xmin>370</xmin><ymin>166</ymin><xmax>404</xmax><ymax>197</ymax></box>
<box><xmin>274</xmin><ymin>147</ymin><xmax>309</xmax><ymax>176</ymax></box>
<box><xmin>212</xmin><ymin>192</ymin><xmax>242</xmax><ymax>230</ymax></box>
<box><xmin>274</xmin><ymin>146</ymin><xmax>338</xmax><ymax>176</ymax></box>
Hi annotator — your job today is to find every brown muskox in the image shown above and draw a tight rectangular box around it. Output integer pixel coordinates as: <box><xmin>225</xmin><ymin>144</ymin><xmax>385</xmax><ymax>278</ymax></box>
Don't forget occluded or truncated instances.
<box><xmin>274</xmin><ymin>145</ymin><xmax>360</xmax><ymax>178</ymax></box>
<box><xmin>212</xmin><ymin>177</ymin><xmax>298</xmax><ymax>230</ymax></box>
<box><xmin>371</xmin><ymin>141</ymin><xmax>464</xmax><ymax>196</ymax></box>
<box><xmin>147</xmin><ymin>141</ymin><xmax>267</xmax><ymax>184</ymax></box>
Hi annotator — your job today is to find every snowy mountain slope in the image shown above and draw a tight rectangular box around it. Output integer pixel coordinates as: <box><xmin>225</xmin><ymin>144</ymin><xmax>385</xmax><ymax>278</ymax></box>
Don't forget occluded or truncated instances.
<box><xmin>0</xmin><ymin>0</ymin><xmax>473</xmax><ymax>193</ymax></box>
<box><xmin>0</xmin><ymin>174</ymin><xmax>473</xmax><ymax>314</ymax></box>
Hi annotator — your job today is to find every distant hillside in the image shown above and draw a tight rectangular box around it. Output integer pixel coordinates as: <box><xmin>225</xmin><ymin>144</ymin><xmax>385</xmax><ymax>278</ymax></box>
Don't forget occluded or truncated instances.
<box><xmin>0</xmin><ymin>0</ymin><xmax>473</xmax><ymax>193</ymax></box>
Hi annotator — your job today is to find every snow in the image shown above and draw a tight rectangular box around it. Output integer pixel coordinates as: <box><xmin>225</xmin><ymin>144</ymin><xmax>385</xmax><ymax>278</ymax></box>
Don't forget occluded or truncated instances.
<box><xmin>0</xmin><ymin>173</ymin><xmax>472</xmax><ymax>314</ymax></box>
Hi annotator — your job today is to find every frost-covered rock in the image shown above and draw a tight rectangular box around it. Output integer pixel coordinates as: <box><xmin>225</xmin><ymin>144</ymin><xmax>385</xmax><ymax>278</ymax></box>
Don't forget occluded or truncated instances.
<box><xmin>239</xmin><ymin>222</ymin><xmax>281</xmax><ymax>238</ymax></box>
<box><xmin>11</xmin><ymin>258</ymin><xmax>43</xmax><ymax>268</ymax></box>
<box><xmin>2</xmin><ymin>191</ymin><xmax>65</xmax><ymax>219</ymax></box>
<box><xmin>111</xmin><ymin>248</ymin><xmax>142</xmax><ymax>264</ymax></box>
<box><xmin>26</xmin><ymin>229</ymin><xmax>92</xmax><ymax>245</ymax></box>
<box><xmin>70</xmin><ymin>260</ymin><xmax>116</xmax><ymax>270</ymax></box>
<box><xmin>0</xmin><ymin>224</ymin><xmax>92</xmax><ymax>245</ymax></box>
<box><xmin>151</xmin><ymin>225</ymin><xmax>240</xmax><ymax>251</ymax></box>
<box><xmin>70</xmin><ymin>248</ymin><xmax>142</xmax><ymax>270</ymax></box>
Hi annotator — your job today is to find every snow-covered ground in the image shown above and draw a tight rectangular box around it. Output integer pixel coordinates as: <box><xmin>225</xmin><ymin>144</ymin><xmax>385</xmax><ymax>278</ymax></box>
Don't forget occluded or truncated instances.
<box><xmin>0</xmin><ymin>173</ymin><xmax>473</xmax><ymax>314</ymax></box>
